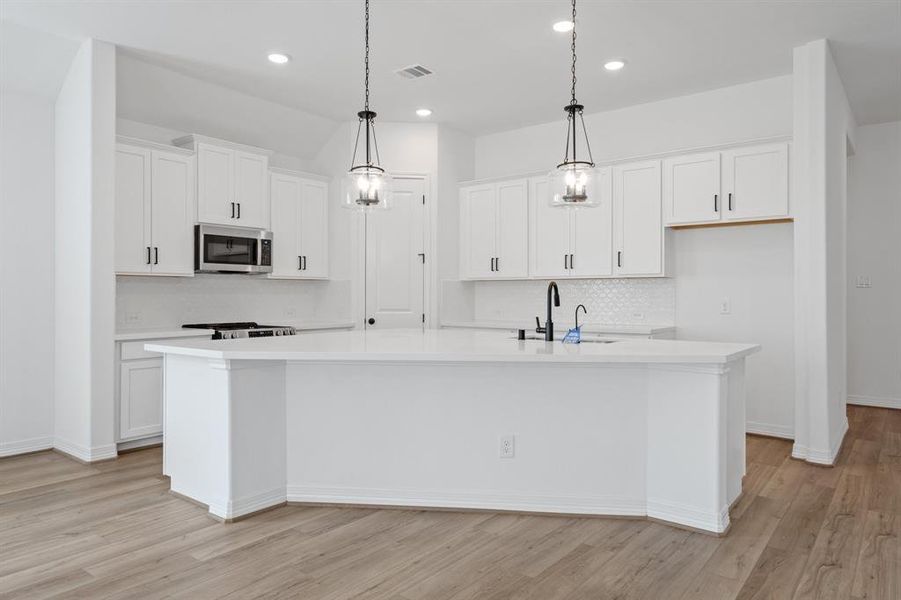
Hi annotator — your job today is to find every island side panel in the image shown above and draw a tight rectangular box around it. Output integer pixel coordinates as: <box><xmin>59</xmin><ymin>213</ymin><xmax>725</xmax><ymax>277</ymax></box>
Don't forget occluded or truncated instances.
<box><xmin>284</xmin><ymin>361</ymin><xmax>649</xmax><ymax>516</ymax></box>
<box><xmin>645</xmin><ymin>363</ymin><xmax>734</xmax><ymax>533</ymax></box>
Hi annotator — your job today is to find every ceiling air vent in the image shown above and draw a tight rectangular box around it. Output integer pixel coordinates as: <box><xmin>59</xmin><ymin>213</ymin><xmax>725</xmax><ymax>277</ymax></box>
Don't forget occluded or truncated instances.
<box><xmin>395</xmin><ymin>64</ymin><xmax>433</xmax><ymax>80</ymax></box>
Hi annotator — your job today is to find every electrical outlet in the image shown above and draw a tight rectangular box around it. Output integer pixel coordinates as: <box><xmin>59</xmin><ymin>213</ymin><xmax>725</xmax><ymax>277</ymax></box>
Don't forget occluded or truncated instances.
<box><xmin>855</xmin><ymin>276</ymin><xmax>872</xmax><ymax>288</ymax></box>
<box><xmin>285</xmin><ymin>307</ymin><xmax>297</xmax><ymax>318</ymax></box>
<box><xmin>125</xmin><ymin>312</ymin><xmax>142</xmax><ymax>324</ymax></box>
<box><xmin>631</xmin><ymin>312</ymin><xmax>645</xmax><ymax>321</ymax></box>
<box><xmin>719</xmin><ymin>299</ymin><xmax>731</xmax><ymax>315</ymax></box>
<box><xmin>499</xmin><ymin>434</ymin><xmax>515</xmax><ymax>458</ymax></box>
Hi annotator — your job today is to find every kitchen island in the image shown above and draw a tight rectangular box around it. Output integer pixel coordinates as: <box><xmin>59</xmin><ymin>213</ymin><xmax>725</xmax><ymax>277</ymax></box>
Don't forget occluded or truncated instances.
<box><xmin>147</xmin><ymin>329</ymin><xmax>759</xmax><ymax>534</ymax></box>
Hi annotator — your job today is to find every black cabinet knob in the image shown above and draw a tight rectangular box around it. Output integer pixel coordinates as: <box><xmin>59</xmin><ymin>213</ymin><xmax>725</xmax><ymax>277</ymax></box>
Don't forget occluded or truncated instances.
<box><xmin>368</xmin><ymin>318</ymin><xmax>375</xmax><ymax>325</ymax></box>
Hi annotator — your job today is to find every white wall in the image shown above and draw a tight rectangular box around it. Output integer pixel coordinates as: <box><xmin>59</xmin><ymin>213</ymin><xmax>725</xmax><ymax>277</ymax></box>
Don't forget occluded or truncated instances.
<box><xmin>847</xmin><ymin>120</ymin><xmax>901</xmax><ymax>409</ymax></box>
<box><xmin>470</xmin><ymin>76</ymin><xmax>795</xmax><ymax>435</ymax></box>
<box><xmin>54</xmin><ymin>39</ymin><xmax>118</xmax><ymax>462</ymax></box>
<box><xmin>0</xmin><ymin>92</ymin><xmax>56</xmax><ymax>456</ymax></box>
<box><xmin>791</xmin><ymin>39</ymin><xmax>857</xmax><ymax>464</ymax></box>
<box><xmin>674</xmin><ymin>223</ymin><xmax>795</xmax><ymax>438</ymax></box>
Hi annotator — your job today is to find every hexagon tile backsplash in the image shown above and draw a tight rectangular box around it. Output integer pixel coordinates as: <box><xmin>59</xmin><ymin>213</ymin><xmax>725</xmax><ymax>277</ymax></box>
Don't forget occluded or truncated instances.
<box><xmin>473</xmin><ymin>278</ymin><xmax>675</xmax><ymax>325</ymax></box>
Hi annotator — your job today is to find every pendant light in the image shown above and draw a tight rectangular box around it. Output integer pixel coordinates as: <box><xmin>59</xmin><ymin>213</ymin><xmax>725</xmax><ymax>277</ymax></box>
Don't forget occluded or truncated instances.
<box><xmin>345</xmin><ymin>0</ymin><xmax>392</xmax><ymax>210</ymax></box>
<box><xmin>549</xmin><ymin>0</ymin><xmax>600</xmax><ymax>208</ymax></box>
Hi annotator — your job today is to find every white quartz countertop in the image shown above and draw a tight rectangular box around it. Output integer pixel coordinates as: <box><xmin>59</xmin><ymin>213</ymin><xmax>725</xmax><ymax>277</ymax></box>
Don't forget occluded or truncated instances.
<box><xmin>146</xmin><ymin>328</ymin><xmax>759</xmax><ymax>364</ymax></box>
<box><xmin>115</xmin><ymin>328</ymin><xmax>216</xmax><ymax>341</ymax></box>
<box><xmin>440</xmin><ymin>320</ymin><xmax>675</xmax><ymax>336</ymax></box>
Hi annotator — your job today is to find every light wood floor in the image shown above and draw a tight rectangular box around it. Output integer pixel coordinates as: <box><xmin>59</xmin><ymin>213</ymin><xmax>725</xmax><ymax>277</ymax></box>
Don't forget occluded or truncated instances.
<box><xmin>1</xmin><ymin>405</ymin><xmax>898</xmax><ymax>599</ymax></box>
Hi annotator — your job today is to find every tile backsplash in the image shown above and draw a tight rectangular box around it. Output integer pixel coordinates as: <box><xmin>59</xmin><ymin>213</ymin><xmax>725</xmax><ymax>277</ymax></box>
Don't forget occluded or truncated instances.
<box><xmin>473</xmin><ymin>278</ymin><xmax>675</xmax><ymax>325</ymax></box>
<box><xmin>116</xmin><ymin>275</ymin><xmax>351</xmax><ymax>329</ymax></box>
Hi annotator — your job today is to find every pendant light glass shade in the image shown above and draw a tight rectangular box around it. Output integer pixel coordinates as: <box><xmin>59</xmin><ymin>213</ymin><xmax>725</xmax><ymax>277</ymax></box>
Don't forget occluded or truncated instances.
<box><xmin>345</xmin><ymin>0</ymin><xmax>390</xmax><ymax>210</ymax></box>
<box><xmin>549</xmin><ymin>0</ymin><xmax>600</xmax><ymax>208</ymax></box>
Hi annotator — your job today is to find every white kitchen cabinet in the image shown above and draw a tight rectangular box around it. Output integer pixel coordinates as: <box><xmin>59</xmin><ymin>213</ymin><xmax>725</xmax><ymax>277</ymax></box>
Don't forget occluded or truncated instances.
<box><xmin>115</xmin><ymin>141</ymin><xmax>194</xmax><ymax>276</ymax></box>
<box><xmin>613</xmin><ymin>160</ymin><xmax>665</xmax><ymax>277</ymax></box>
<box><xmin>663</xmin><ymin>142</ymin><xmax>789</xmax><ymax>226</ymax></box>
<box><xmin>663</xmin><ymin>152</ymin><xmax>721</xmax><ymax>225</ymax></box>
<box><xmin>119</xmin><ymin>358</ymin><xmax>163</xmax><ymax>441</ymax></box>
<box><xmin>269</xmin><ymin>170</ymin><xmax>329</xmax><ymax>279</ymax></box>
<box><xmin>721</xmin><ymin>143</ymin><xmax>789</xmax><ymax>221</ymax></box>
<box><xmin>528</xmin><ymin>170</ymin><xmax>612</xmax><ymax>279</ymax></box>
<box><xmin>459</xmin><ymin>179</ymin><xmax>528</xmax><ymax>279</ymax></box>
<box><xmin>175</xmin><ymin>135</ymin><xmax>271</xmax><ymax>229</ymax></box>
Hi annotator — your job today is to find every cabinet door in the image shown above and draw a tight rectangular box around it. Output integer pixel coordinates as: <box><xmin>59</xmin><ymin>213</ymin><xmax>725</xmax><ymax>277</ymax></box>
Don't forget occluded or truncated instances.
<box><xmin>460</xmin><ymin>185</ymin><xmax>497</xmax><ymax>279</ymax></box>
<box><xmin>299</xmin><ymin>179</ymin><xmax>329</xmax><ymax>278</ymax></box>
<box><xmin>120</xmin><ymin>358</ymin><xmax>163</xmax><ymax>440</ymax></box>
<box><xmin>495</xmin><ymin>179</ymin><xmax>529</xmax><ymax>278</ymax></box>
<box><xmin>570</xmin><ymin>166</ymin><xmax>613</xmax><ymax>277</ymax></box>
<box><xmin>150</xmin><ymin>151</ymin><xmax>194</xmax><ymax>276</ymax></box>
<box><xmin>614</xmin><ymin>160</ymin><xmax>663</xmax><ymax>276</ymax></box>
<box><xmin>115</xmin><ymin>145</ymin><xmax>152</xmax><ymax>274</ymax></box>
<box><xmin>233</xmin><ymin>151</ymin><xmax>269</xmax><ymax>228</ymax></box>
<box><xmin>722</xmin><ymin>143</ymin><xmax>788</xmax><ymax>221</ymax></box>
<box><xmin>196</xmin><ymin>144</ymin><xmax>234</xmax><ymax>225</ymax></box>
<box><xmin>529</xmin><ymin>177</ymin><xmax>572</xmax><ymax>278</ymax></box>
<box><xmin>663</xmin><ymin>152</ymin><xmax>721</xmax><ymax>224</ymax></box>
<box><xmin>269</xmin><ymin>173</ymin><xmax>301</xmax><ymax>277</ymax></box>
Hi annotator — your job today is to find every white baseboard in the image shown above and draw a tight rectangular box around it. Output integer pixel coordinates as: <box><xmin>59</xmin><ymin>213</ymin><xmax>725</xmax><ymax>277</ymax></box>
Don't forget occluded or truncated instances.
<box><xmin>848</xmin><ymin>395</ymin><xmax>901</xmax><ymax>410</ymax></box>
<box><xmin>791</xmin><ymin>418</ymin><xmax>849</xmax><ymax>465</ymax></box>
<box><xmin>746</xmin><ymin>421</ymin><xmax>794</xmax><ymax>440</ymax></box>
<box><xmin>287</xmin><ymin>484</ymin><xmax>648</xmax><ymax>519</ymax></box>
<box><xmin>208</xmin><ymin>487</ymin><xmax>286</xmax><ymax>520</ymax></box>
<box><xmin>646</xmin><ymin>498</ymin><xmax>730</xmax><ymax>534</ymax></box>
<box><xmin>53</xmin><ymin>438</ymin><xmax>118</xmax><ymax>463</ymax></box>
<box><xmin>118</xmin><ymin>435</ymin><xmax>163</xmax><ymax>452</ymax></box>
<box><xmin>0</xmin><ymin>435</ymin><xmax>54</xmax><ymax>458</ymax></box>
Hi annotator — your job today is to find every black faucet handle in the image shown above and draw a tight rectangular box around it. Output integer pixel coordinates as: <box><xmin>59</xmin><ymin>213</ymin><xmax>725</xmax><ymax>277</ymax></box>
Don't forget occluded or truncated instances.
<box><xmin>535</xmin><ymin>316</ymin><xmax>546</xmax><ymax>334</ymax></box>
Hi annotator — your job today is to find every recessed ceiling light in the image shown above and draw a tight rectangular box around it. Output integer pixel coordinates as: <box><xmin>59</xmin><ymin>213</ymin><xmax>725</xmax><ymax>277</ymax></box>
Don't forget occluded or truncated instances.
<box><xmin>553</xmin><ymin>20</ymin><xmax>574</xmax><ymax>33</ymax></box>
<box><xmin>604</xmin><ymin>59</ymin><xmax>626</xmax><ymax>71</ymax></box>
<box><xmin>416</xmin><ymin>108</ymin><xmax>432</xmax><ymax>117</ymax></box>
<box><xmin>267</xmin><ymin>53</ymin><xmax>290</xmax><ymax>64</ymax></box>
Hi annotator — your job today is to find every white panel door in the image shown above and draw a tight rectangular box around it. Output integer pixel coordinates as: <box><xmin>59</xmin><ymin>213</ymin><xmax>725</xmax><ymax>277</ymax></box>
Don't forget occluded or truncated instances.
<box><xmin>529</xmin><ymin>176</ymin><xmax>571</xmax><ymax>278</ymax></box>
<box><xmin>570</xmin><ymin>166</ymin><xmax>613</xmax><ymax>277</ymax></box>
<box><xmin>233</xmin><ymin>151</ymin><xmax>269</xmax><ymax>228</ymax></box>
<box><xmin>196</xmin><ymin>144</ymin><xmax>234</xmax><ymax>225</ymax></box>
<box><xmin>722</xmin><ymin>143</ymin><xmax>789</xmax><ymax>221</ymax></box>
<box><xmin>150</xmin><ymin>151</ymin><xmax>194</xmax><ymax>276</ymax></box>
<box><xmin>119</xmin><ymin>359</ymin><xmax>163</xmax><ymax>440</ymax></box>
<box><xmin>495</xmin><ymin>179</ymin><xmax>529</xmax><ymax>278</ymax></box>
<box><xmin>365</xmin><ymin>177</ymin><xmax>425</xmax><ymax>329</ymax></box>
<box><xmin>663</xmin><ymin>152</ymin><xmax>721</xmax><ymax>224</ymax></box>
<box><xmin>269</xmin><ymin>173</ymin><xmax>302</xmax><ymax>277</ymax></box>
<box><xmin>115</xmin><ymin>145</ymin><xmax>152</xmax><ymax>274</ymax></box>
<box><xmin>460</xmin><ymin>184</ymin><xmax>496</xmax><ymax>279</ymax></box>
<box><xmin>299</xmin><ymin>179</ymin><xmax>329</xmax><ymax>278</ymax></box>
<box><xmin>614</xmin><ymin>160</ymin><xmax>663</xmax><ymax>276</ymax></box>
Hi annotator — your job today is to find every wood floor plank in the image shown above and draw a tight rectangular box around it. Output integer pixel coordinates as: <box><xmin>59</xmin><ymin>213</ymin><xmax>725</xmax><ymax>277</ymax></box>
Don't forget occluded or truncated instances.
<box><xmin>1</xmin><ymin>405</ymin><xmax>898</xmax><ymax>600</ymax></box>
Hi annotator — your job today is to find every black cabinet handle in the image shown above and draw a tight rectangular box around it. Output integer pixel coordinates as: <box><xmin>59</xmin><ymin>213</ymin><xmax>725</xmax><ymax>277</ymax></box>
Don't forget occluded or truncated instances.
<box><xmin>714</xmin><ymin>194</ymin><xmax>719</xmax><ymax>212</ymax></box>
<box><xmin>146</xmin><ymin>246</ymin><xmax>151</xmax><ymax>265</ymax></box>
<box><xmin>153</xmin><ymin>247</ymin><xmax>159</xmax><ymax>265</ymax></box>
<box><xmin>617</xmin><ymin>251</ymin><xmax>622</xmax><ymax>268</ymax></box>
<box><xmin>570</xmin><ymin>254</ymin><xmax>574</xmax><ymax>270</ymax></box>
<box><xmin>728</xmin><ymin>192</ymin><xmax>733</xmax><ymax>211</ymax></box>
<box><xmin>564</xmin><ymin>254</ymin><xmax>568</xmax><ymax>270</ymax></box>
<box><xmin>231</xmin><ymin>202</ymin><xmax>235</xmax><ymax>218</ymax></box>
<box><xmin>298</xmin><ymin>256</ymin><xmax>302</xmax><ymax>270</ymax></box>
<box><xmin>237</xmin><ymin>203</ymin><xmax>241</xmax><ymax>219</ymax></box>
<box><xmin>495</xmin><ymin>257</ymin><xmax>499</xmax><ymax>272</ymax></box>
<box><xmin>302</xmin><ymin>256</ymin><xmax>307</xmax><ymax>271</ymax></box>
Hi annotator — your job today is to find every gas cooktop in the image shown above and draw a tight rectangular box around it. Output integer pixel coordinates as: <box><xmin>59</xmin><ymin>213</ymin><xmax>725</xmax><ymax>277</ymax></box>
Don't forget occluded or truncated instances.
<box><xmin>183</xmin><ymin>322</ymin><xmax>296</xmax><ymax>340</ymax></box>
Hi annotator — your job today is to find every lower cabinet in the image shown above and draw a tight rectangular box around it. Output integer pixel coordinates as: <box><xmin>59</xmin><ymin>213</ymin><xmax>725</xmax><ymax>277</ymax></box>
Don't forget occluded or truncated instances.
<box><xmin>119</xmin><ymin>358</ymin><xmax>163</xmax><ymax>441</ymax></box>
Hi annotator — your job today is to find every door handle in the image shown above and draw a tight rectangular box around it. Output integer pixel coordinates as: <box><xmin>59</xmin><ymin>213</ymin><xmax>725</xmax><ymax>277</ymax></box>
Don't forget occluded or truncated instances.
<box><xmin>146</xmin><ymin>246</ymin><xmax>151</xmax><ymax>265</ymax></box>
<box><xmin>368</xmin><ymin>318</ymin><xmax>375</xmax><ymax>325</ymax></box>
<box><xmin>728</xmin><ymin>193</ymin><xmax>733</xmax><ymax>211</ymax></box>
<box><xmin>153</xmin><ymin>247</ymin><xmax>159</xmax><ymax>265</ymax></box>
<box><xmin>617</xmin><ymin>251</ymin><xmax>622</xmax><ymax>268</ymax></box>
<box><xmin>231</xmin><ymin>202</ymin><xmax>235</xmax><ymax>218</ymax></box>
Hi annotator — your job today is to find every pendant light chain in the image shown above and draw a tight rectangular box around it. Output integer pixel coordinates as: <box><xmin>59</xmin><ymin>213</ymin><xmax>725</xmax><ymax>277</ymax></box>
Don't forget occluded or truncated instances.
<box><xmin>364</xmin><ymin>0</ymin><xmax>370</xmax><ymax>112</ymax></box>
<box><xmin>570</xmin><ymin>0</ymin><xmax>577</xmax><ymax>105</ymax></box>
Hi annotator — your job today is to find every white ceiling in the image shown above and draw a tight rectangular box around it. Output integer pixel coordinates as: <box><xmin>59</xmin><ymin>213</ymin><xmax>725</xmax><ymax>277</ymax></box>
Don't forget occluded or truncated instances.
<box><xmin>2</xmin><ymin>1</ymin><xmax>899</xmax><ymax>134</ymax></box>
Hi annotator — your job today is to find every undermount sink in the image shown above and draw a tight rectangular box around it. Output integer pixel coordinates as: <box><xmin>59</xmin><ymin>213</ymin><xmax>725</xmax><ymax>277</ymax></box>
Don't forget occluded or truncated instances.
<box><xmin>512</xmin><ymin>333</ymin><xmax>620</xmax><ymax>344</ymax></box>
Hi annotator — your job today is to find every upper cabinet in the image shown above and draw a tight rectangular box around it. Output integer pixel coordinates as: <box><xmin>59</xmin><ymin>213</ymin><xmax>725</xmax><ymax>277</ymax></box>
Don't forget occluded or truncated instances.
<box><xmin>664</xmin><ymin>142</ymin><xmax>789</xmax><ymax>226</ymax></box>
<box><xmin>174</xmin><ymin>135</ymin><xmax>271</xmax><ymax>229</ymax></box>
<box><xmin>269</xmin><ymin>170</ymin><xmax>329</xmax><ymax>279</ymax></box>
<box><xmin>529</xmin><ymin>171</ymin><xmax>613</xmax><ymax>279</ymax></box>
<box><xmin>613</xmin><ymin>160</ymin><xmax>665</xmax><ymax>277</ymax></box>
<box><xmin>459</xmin><ymin>179</ymin><xmax>529</xmax><ymax>279</ymax></box>
<box><xmin>115</xmin><ymin>141</ymin><xmax>194</xmax><ymax>276</ymax></box>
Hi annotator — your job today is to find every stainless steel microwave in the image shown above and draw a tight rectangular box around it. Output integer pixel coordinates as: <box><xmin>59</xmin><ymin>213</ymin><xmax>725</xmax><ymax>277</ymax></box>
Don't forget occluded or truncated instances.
<box><xmin>194</xmin><ymin>224</ymin><xmax>273</xmax><ymax>274</ymax></box>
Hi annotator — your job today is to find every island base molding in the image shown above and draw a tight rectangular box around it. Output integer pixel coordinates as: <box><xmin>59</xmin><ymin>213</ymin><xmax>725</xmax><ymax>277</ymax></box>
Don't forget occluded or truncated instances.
<box><xmin>163</xmin><ymin>355</ymin><xmax>747</xmax><ymax>534</ymax></box>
